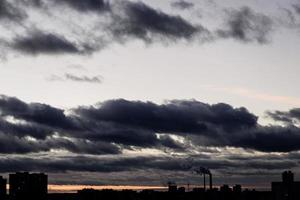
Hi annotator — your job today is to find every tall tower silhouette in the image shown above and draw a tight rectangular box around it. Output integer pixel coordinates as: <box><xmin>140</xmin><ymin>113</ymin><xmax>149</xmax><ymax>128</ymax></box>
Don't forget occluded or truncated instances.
<box><xmin>0</xmin><ymin>176</ymin><xmax>6</xmax><ymax>199</ymax></box>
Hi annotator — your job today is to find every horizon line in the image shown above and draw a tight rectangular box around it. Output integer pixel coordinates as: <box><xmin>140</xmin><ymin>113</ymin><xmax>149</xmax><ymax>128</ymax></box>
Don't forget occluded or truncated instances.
<box><xmin>45</xmin><ymin>184</ymin><xmax>271</xmax><ymax>193</ymax></box>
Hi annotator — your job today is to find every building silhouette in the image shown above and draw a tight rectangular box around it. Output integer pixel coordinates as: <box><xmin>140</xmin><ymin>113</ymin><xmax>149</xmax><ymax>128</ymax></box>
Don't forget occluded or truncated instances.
<box><xmin>167</xmin><ymin>182</ymin><xmax>177</xmax><ymax>192</ymax></box>
<box><xmin>272</xmin><ymin>171</ymin><xmax>300</xmax><ymax>200</ymax></box>
<box><xmin>9</xmin><ymin>172</ymin><xmax>47</xmax><ymax>200</ymax></box>
<box><xmin>177</xmin><ymin>187</ymin><xmax>186</xmax><ymax>193</ymax></box>
<box><xmin>232</xmin><ymin>184</ymin><xmax>242</xmax><ymax>193</ymax></box>
<box><xmin>0</xmin><ymin>176</ymin><xmax>6</xmax><ymax>200</ymax></box>
<box><xmin>220</xmin><ymin>184</ymin><xmax>232</xmax><ymax>193</ymax></box>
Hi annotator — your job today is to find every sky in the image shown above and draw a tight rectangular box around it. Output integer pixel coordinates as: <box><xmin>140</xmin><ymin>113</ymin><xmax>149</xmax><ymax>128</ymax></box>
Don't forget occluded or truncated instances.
<box><xmin>1</xmin><ymin>0</ymin><xmax>300</xmax><ymax>191</ymax></box>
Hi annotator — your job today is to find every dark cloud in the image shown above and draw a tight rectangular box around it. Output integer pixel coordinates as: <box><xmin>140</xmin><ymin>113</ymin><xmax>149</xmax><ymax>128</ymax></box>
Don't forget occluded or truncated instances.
<box><xmin>74</xmin><ymin>99</ymin><xmax>300</xmax><ymax>153</ymax></box>
<box><xmin>293</xmin><ymin>4</ymin><xmax>300</xmax><ymax>15</ymax></box>
<box><xmin>0</xmin><ymin>95</ymin><xmax>185</xmax><ymax>153</ymax></box>
<box><xmin>56</xmin><ymin>0</ymin><xmax>110</xmax><ymax>13</ymax></box>
<box><xmin>0</xmin><ymin>133</ymin><xmax>49</xmax><ymax>154</ymax></box>
<box><xmin>0</xmin><ymin>118</ymin><xmax>52</xmax><ymax>140</ymax></box>
<box><xmin>0</xmin><ymin>155</ymin><xmax>295</xmax><ymax>174</ymax></box>
<box><xmin>88</xmin><ymin>127</ymin><xmax>159</xmax><ymax>147</ymax></box>
<box><xmin>217</xmin><ymin>7</ymin><xmax>273</xmax><ymax>43</ymax></box>
<box><xmin>12</xmin><ymin>31</ymin><xmax>86</xmax><ymax>55</ymax></box>
<box><xmin>0</xmin><ymin>156</ymin><xmax>173</xmax><ymax>173</ymax></box>
<box><xmin>110</xmin><ymin>1</ymin><xmax>204</xmax><ymax>43</ymax></box>
<box><xmin>0</xmin><ymin>156</ymin><xmax>144</xmax><ymax>173</ymax></box>
<box><xmin>2</xmin><ymin>95</ymin><xmax>300</xmax><ymax>155</ymax></box>
<box><xmin>0</xmin><ymin>127</ymin><xmax>121</xmax><ymax>155</ymax></box>
<box><xmin>75</xmin><ymin>99</ymin><xmax>257</xmax><ymax>134</ymax></box>
<box><xmin>159</xmin><ymin>135</ymin><xmax>185</xmax><ymax>150</ymax></box>
<box><xmin>2</xmin><ymin>0</ymin><xmax>204</xmax><ymax>56</ymax></box>
<box><xmin>67</xmin><ymin>121</ymin><xmax>185</xmax><ymax>151</ymax></box>
<box><xmin>171</xmin><ymin>0</ymin><xmax>194</xmax><ymax>10</ymax></box>
<box><xmin>267</xmin><ymin>108</ymin><xmax>300</xmax><ymax>125</ymax></box>
<box><xmin>0</xmin><ymin>0</ymin><xmax>280</xmax><ymax>57</ymax></box>
<box><xmin>0</xmin><ymin>95</ymin><xmax>79</xmax><ymax>130</ymax></box>
<box><xmin>20</xmin><ymin>0</ymin><xmax>110</xmax><ymax>12</ymax></box>
<box><xmin>234</xmin><ymin>126</ymin><xmax>300</xmax><ymax>152</ymax></box>
<box><xmin>44</xmin><ymin>137</ymin><xmax>121</xmax><ymax>155</ymax></box>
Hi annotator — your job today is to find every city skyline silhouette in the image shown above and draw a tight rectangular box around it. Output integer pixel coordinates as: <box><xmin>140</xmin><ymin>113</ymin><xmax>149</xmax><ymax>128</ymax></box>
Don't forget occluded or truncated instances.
<box><xmin>0</xmin><ymin>171</ymin><xmax>299</xmax><ymax>200</ymax></box>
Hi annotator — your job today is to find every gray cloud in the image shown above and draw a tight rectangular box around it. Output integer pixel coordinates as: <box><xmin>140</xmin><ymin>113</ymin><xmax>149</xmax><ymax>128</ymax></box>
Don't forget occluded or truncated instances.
<box><xmin>0</xmin><ymin>1</ymin><xmax>281</xmax><ymax>57</ymax></box>
<box><xmin>267</xmin><ymin>108</ymin><xmax>300</xmax><ymax>125</ymax></box>
<box><xmin>65</xmin><ymin>73</ymin><xmax>103</xmax><ymax>84</ymax></box>
<box><xmin>171</xmin><ymin>0</ymin><xmax>194</xmax><ymax>10</ymax></box>
<box><xmin>44</xmin><ymin>137</ymin><xmax>121</xmax><ymax>155</ymax></box>
<box><xmin>0</xmin><ymin>154</ymin><xmax>295</xmax><ymax>175</ymax></box>
<box><xmin>293</xmin><ymin>4</ymin><xmax>300</xmax><ymax>15</ymax></box>
<box><xmin>56</xmin><ymin>0</ymin><xmax>110</xmax><ymax>13</ymax></box>
<box><xmin>21</xmin><ymin>0</ymin><xmax>43</xmax><ymax>7</ymax></box>
<box><xmin>3</xmin><ymin>0</ymin><xmax>206</xmax><ymax>56</ymax></box>
<box><xmin>48</xmin><ymin>73</ymin><xmax>103</xmax><ymax>84</ymax></box>
<box><xmin>12</xmin><ymin>31</ymin><xmax>87</xmax><ymax>55</ymax></box>
<box><xmin>217</xmin><ymin>7</ymin><xmax>273</xmax><ymax>43</ymax></box>
<box><xmin>110</xmin><ymin>1</ymin><xmax>204</xmax><ymax>43</ymax></box>
<box><xmin>0</xmin><ymin>0</ymin><xmax>26</xmax><ymax>21</ymax></box>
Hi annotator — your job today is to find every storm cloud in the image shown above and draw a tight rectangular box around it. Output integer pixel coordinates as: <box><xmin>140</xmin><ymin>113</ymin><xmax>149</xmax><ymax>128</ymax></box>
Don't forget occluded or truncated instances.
<box><xmin>0</xmin><ymin>95</ymin><xmax>79</xmax><ymax>130</ymax></box>
<box><xmin>1</xmin><ymin>95</ymin><xmax>300</xmax><ymax>155</ymax></box>
<box><xmin>75</xmin><ymin>99</ymin><xmax>258</xmax><ymax>134</ymax></box>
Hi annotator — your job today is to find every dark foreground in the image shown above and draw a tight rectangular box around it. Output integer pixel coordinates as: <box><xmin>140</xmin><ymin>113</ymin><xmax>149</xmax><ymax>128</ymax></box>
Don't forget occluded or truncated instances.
<box><xmin>45</xmin><ymin>189</ymin><xmax>276</xmax><ymax>200</ymax></box>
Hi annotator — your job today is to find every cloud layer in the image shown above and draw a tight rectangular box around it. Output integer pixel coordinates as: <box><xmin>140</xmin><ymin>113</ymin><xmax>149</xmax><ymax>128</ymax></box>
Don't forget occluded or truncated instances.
<box><xmin>2</xmin><ymin>95</ymin><xmax>300</xmax><ymax>155</ymax></box>
<box><xmin>0</xmin><ymin>94</ymin><xmax>300</xmax><ymax>185</ymax></box>
<box><xmin>0</xmin><ymin>0</ymin><xmax>284</xmax><ymax>57</ymax></box>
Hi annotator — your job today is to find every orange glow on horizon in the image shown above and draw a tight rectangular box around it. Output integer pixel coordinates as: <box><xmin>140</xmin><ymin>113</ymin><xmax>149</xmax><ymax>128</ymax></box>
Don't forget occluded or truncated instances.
<box><xmin>48</xmin><ymin>185</ymin><xmax>167</xmax><ymax>193</ymax></box>
<box><xmin>4</xmin><ymin>184</ymin><xmax>270</xmax><ymax>193</ymax></box>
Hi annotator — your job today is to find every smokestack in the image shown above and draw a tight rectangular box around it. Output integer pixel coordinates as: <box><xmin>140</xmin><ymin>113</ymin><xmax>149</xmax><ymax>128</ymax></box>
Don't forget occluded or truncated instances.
<box><xmin>203</xmin><ymin>174</ymin><xmax>206</xmax><ymax>191</ymax></box>
<box><xmin>194</xmin><ymin>167</ymin><xmax>212</xmax><ymax>191</ymax></box>
<box><xmin>209</xmin><ymin>173</ymin><xmax>212</xmax><ymax>190</ymax></box>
